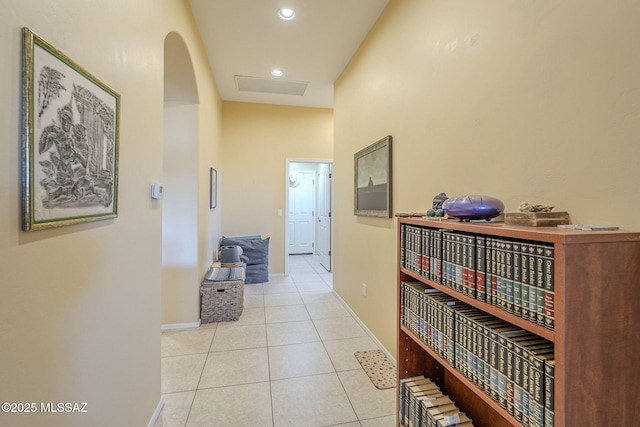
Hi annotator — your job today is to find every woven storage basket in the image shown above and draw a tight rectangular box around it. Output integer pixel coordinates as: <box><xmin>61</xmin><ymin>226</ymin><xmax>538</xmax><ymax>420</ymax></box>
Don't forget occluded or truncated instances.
<box><xmin>201</xmin><ymin>279</ymin><xmax>244</xmax><ymax>323</ymax></box>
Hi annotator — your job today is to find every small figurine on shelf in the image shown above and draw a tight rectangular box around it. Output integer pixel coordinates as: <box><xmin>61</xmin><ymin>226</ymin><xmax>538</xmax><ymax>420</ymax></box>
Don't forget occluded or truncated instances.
<box><xmin>426</xmin><ymin>192</ymin><xmax>447</xmax><ymax>217</ymax></box>
<box><xmin>518</xmin><ymin>202</ymin><xmax>554</xmax><ymax>213</ymax></box>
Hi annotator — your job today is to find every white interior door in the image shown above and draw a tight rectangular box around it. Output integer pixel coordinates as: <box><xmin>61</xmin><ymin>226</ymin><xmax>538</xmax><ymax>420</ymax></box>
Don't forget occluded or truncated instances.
<box><xmin>288</xmin><ymin>170</ymin><xmax>316</xmax><ymax>254</ymax></box>
<box><xmin>317</xmin><ymin>164</ymin><xmax>332</xmax><ymax>271</ymax></box>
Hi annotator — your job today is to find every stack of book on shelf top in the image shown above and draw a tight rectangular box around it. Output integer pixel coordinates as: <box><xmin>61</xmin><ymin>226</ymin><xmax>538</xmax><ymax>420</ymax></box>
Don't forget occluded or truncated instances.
<box><xmin>401</xmin><ymin>282</ymin><xmax>554</xmax><ymax>427</ymax></box>
<box><xmin>399</xmin><ymin>375</ymin><xmax>473</xmax><ymax>427</ymax></box>
<box><xmin>400</xmin><ymin>224</ymin><xmax>555</xmax><ymax>330</ymax></box>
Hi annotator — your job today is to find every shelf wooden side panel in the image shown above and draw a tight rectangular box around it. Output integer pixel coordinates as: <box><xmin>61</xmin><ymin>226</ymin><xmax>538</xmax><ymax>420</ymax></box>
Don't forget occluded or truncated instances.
<box><xmin>560</xmin><ymin>240</ymin><xmax>640</xmax><ymax>426</ymax></box>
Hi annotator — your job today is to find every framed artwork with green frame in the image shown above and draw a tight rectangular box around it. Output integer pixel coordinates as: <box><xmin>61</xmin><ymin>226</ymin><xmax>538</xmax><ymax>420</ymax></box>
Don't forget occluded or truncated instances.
<box><xmin>21</xmin><ymin>27</ymin><xmax>120</xmax><ymax>231</ymax></box>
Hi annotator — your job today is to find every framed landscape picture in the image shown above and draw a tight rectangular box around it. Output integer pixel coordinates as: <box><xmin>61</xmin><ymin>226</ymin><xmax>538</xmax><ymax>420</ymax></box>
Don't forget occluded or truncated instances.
<box><xmin>21</xmin><ymin>28</ymin><xmax>120</xmax><ymax>231</ymax></box>
<box><xmin>354</xmin><ymin>135</ymin><xmax>392</xmax><ymax>218</ymax></box>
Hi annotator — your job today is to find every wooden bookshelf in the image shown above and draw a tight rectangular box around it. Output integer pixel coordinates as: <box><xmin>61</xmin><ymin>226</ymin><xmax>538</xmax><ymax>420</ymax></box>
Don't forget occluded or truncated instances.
<box><xmin>396</xmin><ymin>217</ymin><xmax>640</xmax><ymax>427</ymax></box>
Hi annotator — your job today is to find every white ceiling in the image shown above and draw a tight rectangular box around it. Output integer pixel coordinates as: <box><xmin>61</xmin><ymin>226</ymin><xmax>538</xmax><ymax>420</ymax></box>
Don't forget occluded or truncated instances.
<box><xmin>188</xmin><ymin>0</ymin><xmax>389</xmax><ymax>109</ymax></box>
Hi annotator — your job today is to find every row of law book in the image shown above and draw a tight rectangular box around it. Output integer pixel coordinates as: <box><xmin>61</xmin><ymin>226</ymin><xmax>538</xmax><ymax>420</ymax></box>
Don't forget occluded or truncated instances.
<box><xmin>399</xmin><ymin>375</ymin><xmax>473</xmax><ymax>427</ymax></box>
<box><xmin>401</xmin><ymin>281</ymin><xmax>554</xmax><ymax>427</ymax></box>
<box><xmin>400</xmin><ymin>224</ymin><xmax>555</xmax><ymax>330</ymax></box>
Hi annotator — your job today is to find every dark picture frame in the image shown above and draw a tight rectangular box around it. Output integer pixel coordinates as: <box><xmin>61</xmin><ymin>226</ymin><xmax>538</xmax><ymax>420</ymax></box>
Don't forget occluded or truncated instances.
<box><xmin>210</xmin><ymin>168</ymin><xmax>217</xmax><ymax>209</ymax></box>
<box><xmin>354</xmin><ymin>135</ymin><xmax>392</xmax><ymax>217</ymax></box>
<box><xmin>21</xmin><ymin>28</ymin><xmax>120</xmax><ymax>231</ymax></box>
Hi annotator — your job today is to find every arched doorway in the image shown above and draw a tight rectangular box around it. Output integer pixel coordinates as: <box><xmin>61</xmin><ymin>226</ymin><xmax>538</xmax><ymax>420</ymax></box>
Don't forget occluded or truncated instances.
<box><xmin>162</xmin><ymin>33</ymin><xmax>200</xmax><ymax>326</ymax></box>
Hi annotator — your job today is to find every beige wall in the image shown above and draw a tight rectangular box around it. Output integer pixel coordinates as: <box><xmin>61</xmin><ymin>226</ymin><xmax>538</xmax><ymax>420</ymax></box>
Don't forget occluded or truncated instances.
<box><xmin>0</xmin><ymin>1</ymin><xmax>221</xmax><ymax>426</ymax></box>
<box><xmin>333</xmin><ymin>0</ymin><xmax>640</xmax><ymax>358</ymax></box>
<box><xmin>221</xmin><ymin>102</ymin><xmax>333</xmax><ymax>273</ymax></box>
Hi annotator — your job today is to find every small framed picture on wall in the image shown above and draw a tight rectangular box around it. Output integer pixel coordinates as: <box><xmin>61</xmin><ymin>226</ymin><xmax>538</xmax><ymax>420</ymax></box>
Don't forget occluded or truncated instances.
<box><xmin>210</xmin><ymin>168</ymin><xmax>217</xmax><ymax>209</ymax></box>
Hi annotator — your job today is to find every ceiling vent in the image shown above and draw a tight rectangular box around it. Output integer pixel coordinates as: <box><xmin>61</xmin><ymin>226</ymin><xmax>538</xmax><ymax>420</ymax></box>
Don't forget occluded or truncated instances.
<box><xmin>235</xmin><ymin>75</ymin><xmax>308</xmax><ymax>96</ymax></box>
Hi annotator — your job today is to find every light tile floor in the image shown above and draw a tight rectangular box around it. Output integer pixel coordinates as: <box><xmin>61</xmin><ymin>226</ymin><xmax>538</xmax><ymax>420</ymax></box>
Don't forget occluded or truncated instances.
<box><xmin>157</xmin><ymin>254</ymin><xmax>396</xmax><ymax>427</ymax></box>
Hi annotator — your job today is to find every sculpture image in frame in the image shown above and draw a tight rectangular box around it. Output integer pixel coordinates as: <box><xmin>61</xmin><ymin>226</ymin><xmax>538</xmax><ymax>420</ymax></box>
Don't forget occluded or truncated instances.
<box><xmin>210</xmin><ymin>168</ymin><xmax>217</xmax><ymax>209</ymax></box>
<box><xmin>21</xmin><ymin>28</ymin><xmax>120</xmax><ymax>231</ymax></box>
<box><xmin>354</xmin><ymin>135</ymin><xmax>392</xmax><ymax>218</ymax></box>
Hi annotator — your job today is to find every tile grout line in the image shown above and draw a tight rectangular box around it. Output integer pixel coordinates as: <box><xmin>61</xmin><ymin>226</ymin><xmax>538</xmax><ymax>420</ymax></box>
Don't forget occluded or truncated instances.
<box><xmin>183</xmin><ymin>326</ymin><xmax>218</xmax><ymax>427</ymax></box>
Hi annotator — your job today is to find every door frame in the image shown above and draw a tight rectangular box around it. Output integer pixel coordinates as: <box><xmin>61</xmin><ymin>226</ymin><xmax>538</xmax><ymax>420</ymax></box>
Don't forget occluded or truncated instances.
<box><xmin>284</xmin><ymin>158</ymin><xmax>333</xmax><ymax>276</ymax></box>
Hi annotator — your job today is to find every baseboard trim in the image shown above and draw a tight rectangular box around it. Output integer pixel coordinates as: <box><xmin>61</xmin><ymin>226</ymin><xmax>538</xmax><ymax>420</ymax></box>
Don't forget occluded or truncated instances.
<box><xmin>268</xmin><ymin>273</ymin><xmax>285</xmax><ymax>278</ymax></box>
<box><xmin>161</xmin><ymin>321</ymin><xmax>201</xmax><ymax>331</ymax></box>
<box><xmin>147</xmin><ymin>398</ymin><xmax>164</xmax><ymax>427</ymax></box>
<box><xmin>332</xmin><ymin>290</ymin><xmax>397</xmax><ymax>366</ymax></box>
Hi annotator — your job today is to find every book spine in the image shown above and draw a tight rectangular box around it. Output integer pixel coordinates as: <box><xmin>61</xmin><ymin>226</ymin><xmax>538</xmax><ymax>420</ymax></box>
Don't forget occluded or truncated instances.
<box><xmin>471</xmin><ymin>316</ymin><xmax>481</xmax><ymax>387</ymax></box>
<box><xmin>475</xmin><ymin>319</ymin><xmax>485</xmax><ymax>391</ymax></box>
<box><xmin>476</xmin><ymin>236</ymin><xmax>486</xmax><ymax>302</ymax></box>
<box><xmin>417</xmin><ymin>227</ymin><xmax>424</xmax><ymax>278</ymax></box>
<box><xmin>453</xmin><ymin>309</ymin><xmax>461</xmax><ymax>372</ymax></box>
<box><xmin>416</xmin><ymin>226</ymin><xmax>422</xmax><ymax>276</ymax></box>
<box><xmin>464</xmin><ymin>314</ymin><xmax>472</xmax><ymax>382</ymax></box>
<box><xmin>435</xmin><ymin>230</ymin><xmax>442</xmax><ymax>284</ymax></box>
<box><xmin>482</xmin><ymin>323</ymin><xmax>492</xmax><ymax>395</ymax></box>
<box><xmin>399</xmin><ymin>377</ymin><xmax>406</xmax><ymax>426</ymax></box>
<box><xmin>409</xmin><ymin>381</ymin><xmax>417</xmax><ymax>427</ymax></box>
<box><xmin>543</xmin><ymin>245</ymin><xmax>555</xmax><ymax>330</ymax></box>
<box><xmin>493</xmin><ymin>239</ymin><xmax>501</xmax><ymax>309</ymax></box>
<box><xmin>431</xmin><ymin>293</ymin><xmax>439</xmax><ymax>356</ymax></box>
<box><xmin>417</xmin><ymin>284</ymin><xmax>425</xmax><ymax>343</ymax></box>
<box><xmin>485</xmin><ymin>238</ymin><xmax>493</xmax><ymax>305</ymax></box>
<box><xmin>429</xmin><ymin>229</ymin><xmax>435</xmax><ymax>283</ymax></box>
<box><xmin>408</xmin><ymin>283</ymin><xmax>415</xmax><ymax>337</ymax></box>
<box><xmin>469</xmin><ymin>314</ymin><xmax>478</xmax><ymax>385</ymax></box>
<box><xmin>400</xmin><ymin>282</ymin><xmax>406</xmax><ymax>329</ymax></box>
<box><xmin>528</xmin><ymin>242</ymin><xmax>538</xmax><ymax>324</ymax></box>
<box><xmin>425</xmin><ymin>228</ymin><xmax>432</xmax><ymax>279</ymax></box>
<box><xmin>467</xmin><ymin>314</ymin><xmax>476</xmax><ymax>384</ymax></box>
<box><xmin>520</xmin><ymin>242</ymin><xmax>530</xmax><ymax>321</ymax></box>
<box><xmin>447</xmin><ymin>304</ymin><xmax>456</xmax><ymax>366</ymax></box>
<box><xmin>529</xmin><ymin>352</ymin><xmax>546</xmax><ymax>427</ymax></box>
<box><xmin>513</xmin><ymin>343</ymin><xmax>525</xmax><ymax>423</ymax></box>
<box><xmin>495</xmin><ymin>239</ymin><xmax>504</xmax><ymax>311</ymax></box>
<box><xmin>498</xmin><ymin>334</ymin><xmax>508</xmax><ymax>410</ymax></box>
<box><xmin>457</xmin><ymin>311</ymin><xmax>466</xmax><ymax>377</ymax></box>
<box><xmin>535</xmin><ymin>244</ymin><xmax>546</xmax><ymax>326</ymax></box>
<box><xmin>521</xmin><ymin>346</ymin><xmax>532</xmax><ymax>427</ymax></box>
<box><xmin>408</xmin><ymin>226</ymin><xmax>415</xmax><ymax>274</ymax></box>
<box><xmin>455</xmin><ymin>234</ymin><xmax>464</xmax><ymax>294</ymax></box>
<box><xmin>441</xmin><ymin>299</ymin><xmax>449</xmax><ymax>362</ymax></box>
<box><xmin>435</xmin><ymin>297</ymin><xmax>443</xmax><ymax>356</ymax></box>
<box><xmin>467</xmin><ymin>235</ymin><xmax>476</xmax><ymax>299</ymax></box>
<box><xmin>499</xmin><ymin>239</ymin><xmax>508</xmax><ymax>312</ymax></box>
<box><xmin>461</xmin><ymin>235</ymin><xmax>469</xmax><ymax>296</ymax></box>
<box><xmin>544</xmin><ymin>360</ymin><xmax>555</xmax><ymax>427</ymax></box>
<box><xmin>401</xmin><ymin>224</ymin><xmax>406</xmax><ymax>270</ymax></box>
<box><xmin>414</xmin><ymin>226</ymin><xmax>421</xmax><ymax>276</ymax></box>
<box><xmin>405</xmin><ymin>283</ymin><xmax>414</xmax><ymax>336</ymax></box>
<box><xmin>424</xmin><ymin>292</ymin><xmax>431</xmax><ymax>349</ymax></box>
<box><xmin>490</xmin><ymin>238</ymin><xmax>498</xmax><ymax>306</ymax></box>
<box><xmin>442</xmin><ymin>232</ymin><xmax>450</xmax><ymax>287</ymax></box>
<box><xmin>512</xmin><ymin>241</ymin><xmax>523</xmax><ymax>318</ymax></box>
<box><xmin>505</xmin><ymin>240</ymin><xmax>515</xmax><ymax>314</ymax></box>
<box><xmin>408</xmin><ymin>225</ymin><xmax>415</xmax><ymax>274</ymax></box>
<box><xmin>417</xmin><ymin>285</ymin><xmax>423</xmax><ymax>343</ymax></box>
<box><xmin>489</xmin><ymin>328</ymin><xmax>500</xmax><ymax>402</ymax></box>
<box><xmin>506</xmin><ymin>339</ymin><xmax>516</xmax><ymax>415</ymax></box>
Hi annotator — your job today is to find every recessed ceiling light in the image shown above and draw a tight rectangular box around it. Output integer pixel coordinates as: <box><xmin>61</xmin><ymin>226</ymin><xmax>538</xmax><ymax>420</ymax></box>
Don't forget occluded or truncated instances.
<box><xmin>271</xmin><ymin>69</ymin><xmax>284</xmax><ymax>77</ymax></box>
<box><xmin>277</xmin><ymin>8</ymin><xmax>295</xmax><ymax>20</ymax></box>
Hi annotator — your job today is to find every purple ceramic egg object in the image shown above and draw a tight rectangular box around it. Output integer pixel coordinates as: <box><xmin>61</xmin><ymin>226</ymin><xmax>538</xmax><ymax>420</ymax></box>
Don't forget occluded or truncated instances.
<box><xmin>442</xmin><ymin>195</ymin><xmax>504</xmax><ymax>220</ymax></box>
